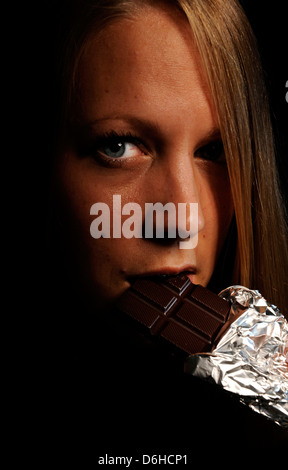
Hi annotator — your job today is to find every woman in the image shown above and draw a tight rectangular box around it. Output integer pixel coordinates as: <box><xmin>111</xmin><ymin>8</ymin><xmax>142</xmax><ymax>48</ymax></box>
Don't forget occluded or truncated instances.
<box><xmin>42</xmin><ymin>0</ymin><xmax>288</xmax><ymax>450</ymax></box>
<box><xmin>48</xmin><ymin>0</ymin><xmax>288</xmax><ymax>315</ymax></box>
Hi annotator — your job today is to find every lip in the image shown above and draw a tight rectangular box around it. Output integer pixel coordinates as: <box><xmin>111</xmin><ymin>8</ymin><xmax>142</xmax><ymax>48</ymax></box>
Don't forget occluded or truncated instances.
<box><xmin>128</xmin><ymin>266</ymin><xmax>197</xmax><ymax>282</ymax></box>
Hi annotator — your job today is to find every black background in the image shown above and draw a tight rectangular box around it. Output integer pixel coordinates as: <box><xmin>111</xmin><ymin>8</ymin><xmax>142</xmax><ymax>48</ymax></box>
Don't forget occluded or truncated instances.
<box><xmin>241</xmin><ymin>0</ymin><xmax>288</xmax><ymax>200</ymax></box>
<box><xmin>7</xmin><ymin>0</ymin><xmax>288</xmax><ymax>461</ymax></box>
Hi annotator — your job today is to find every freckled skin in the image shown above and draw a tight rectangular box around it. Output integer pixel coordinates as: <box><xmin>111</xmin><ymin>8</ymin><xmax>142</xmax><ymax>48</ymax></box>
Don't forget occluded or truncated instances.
<box><xmin>55</xmin><ymin>5</ymin><xmax>234</xmax><ymax>307</ymax></box>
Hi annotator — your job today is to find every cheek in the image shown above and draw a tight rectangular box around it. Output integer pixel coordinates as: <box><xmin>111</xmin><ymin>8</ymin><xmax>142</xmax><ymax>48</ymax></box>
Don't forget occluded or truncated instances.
<box><xmin>198</xmin><ymin>165</ymin><xmax>234</xmax><ymax>249</ymax></box>
<box><xmin>193</xmin><ymin>166</ymin><xmax>233</xmax><ymax>286</ymax></box>
<box><xmin>214</xmin><ymin>169</ymin><xmax>234</xmax><ymax>233</ymax></box>
<box><xmin>53</xmin><ymin>155</ymin><xmax>142</xmax><ymax>298</ymax></box>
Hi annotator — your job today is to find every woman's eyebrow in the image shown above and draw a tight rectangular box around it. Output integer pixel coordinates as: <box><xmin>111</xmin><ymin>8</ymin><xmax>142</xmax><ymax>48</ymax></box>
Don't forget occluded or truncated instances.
<box><xmin>85</xmin><ymin>117</ymin><xmax>221</xmax><ymax>136</ymax></box>
<box><xmin>80</xmin><ymin>117</ymin><xmax>221</xmax><ymax>148</ymax></box>
<box><xmin>84</xmin><ymin>115</ymin><xmax>161</xmax><ymax>133</ymax></box>
<box><xmin>77</xmin><ymin>115</ymin><xmax>164</xmax><ymax>142</ymax></box>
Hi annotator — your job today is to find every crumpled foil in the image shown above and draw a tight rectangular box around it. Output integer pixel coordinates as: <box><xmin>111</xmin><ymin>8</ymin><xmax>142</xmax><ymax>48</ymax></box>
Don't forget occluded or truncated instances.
<box><xmin>184</xmin><ymin>285</ymin><xmax>288</xmax><ymax>428</ymax></box>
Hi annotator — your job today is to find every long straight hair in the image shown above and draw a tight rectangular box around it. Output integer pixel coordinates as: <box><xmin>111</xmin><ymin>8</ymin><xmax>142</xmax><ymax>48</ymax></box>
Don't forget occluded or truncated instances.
<box><xmin>55</xmin><ymin>0</ymin><xmax>288</xmax><ymax>315</ymax></box>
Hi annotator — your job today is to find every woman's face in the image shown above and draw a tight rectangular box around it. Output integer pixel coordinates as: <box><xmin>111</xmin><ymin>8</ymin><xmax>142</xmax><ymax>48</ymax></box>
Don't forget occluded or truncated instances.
<box><xmin>56</xmin><ymin>5</ymin><xmax>234</xmax><ymax>307</ymax></box>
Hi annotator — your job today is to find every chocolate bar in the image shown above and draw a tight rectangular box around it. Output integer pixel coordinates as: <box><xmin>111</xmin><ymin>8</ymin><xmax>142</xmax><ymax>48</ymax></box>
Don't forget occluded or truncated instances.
<box><xmin>116</xmin><ymin>274</ymin><xmax>231</xmax><ymax>356</ymax></box>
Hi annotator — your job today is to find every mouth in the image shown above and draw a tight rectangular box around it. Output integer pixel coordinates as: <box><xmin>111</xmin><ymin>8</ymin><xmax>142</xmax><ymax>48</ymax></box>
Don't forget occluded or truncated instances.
<box><xmin>127</xmin><ymin>266</ymin><xmax>197</xmax><ymax>284</ymax></box>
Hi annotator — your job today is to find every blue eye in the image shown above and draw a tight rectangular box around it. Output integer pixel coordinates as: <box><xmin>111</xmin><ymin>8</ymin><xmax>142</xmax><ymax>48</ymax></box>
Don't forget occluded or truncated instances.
<box><xmin>97</xmin><ymin>135</ymin><xmax>145</xmax><ymax>160</ymax></box>
<box><xmin>101</xmin><ymin>140</ymin><xmax>126</xmax><ymax>158</ymax></box>
<box><xmin>76</xmin><ymin>130</ymin><xmax>149</xmax><ymax>166</ymax></box>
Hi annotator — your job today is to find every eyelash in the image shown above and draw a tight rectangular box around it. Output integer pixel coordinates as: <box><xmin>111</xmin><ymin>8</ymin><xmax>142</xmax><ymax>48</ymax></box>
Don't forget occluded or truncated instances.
<box><xmin>83</xmin><ymin>130</ymin><xmax>224</xmax><ymax>165</ymax></box>
<box><xmin>97</xmin><ymin>130</ymin><xmax>142</xmax><ymax>145</ymax></box>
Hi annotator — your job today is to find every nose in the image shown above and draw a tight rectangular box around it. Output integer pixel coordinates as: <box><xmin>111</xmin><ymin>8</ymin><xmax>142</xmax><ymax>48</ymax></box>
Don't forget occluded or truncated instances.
<box><xmin>142</xmin><ymin>152</ymin><xmax>205</xmax><ymax>247</ymax></box>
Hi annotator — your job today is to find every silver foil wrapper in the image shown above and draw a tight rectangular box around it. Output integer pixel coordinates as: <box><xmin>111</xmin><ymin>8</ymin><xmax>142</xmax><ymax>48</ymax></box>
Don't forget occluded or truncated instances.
<box><xmin>185</xmin><ymin>286</ymin><xmax>288</xmax><ymax>428</ymax></box>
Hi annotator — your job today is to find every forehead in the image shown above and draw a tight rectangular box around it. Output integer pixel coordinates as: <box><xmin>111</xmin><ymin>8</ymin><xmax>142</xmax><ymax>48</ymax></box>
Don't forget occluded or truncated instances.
<box><xmin>76</xmin><ymin>5</ymin><xmax>212</xmax><ymax>123</ymax></box>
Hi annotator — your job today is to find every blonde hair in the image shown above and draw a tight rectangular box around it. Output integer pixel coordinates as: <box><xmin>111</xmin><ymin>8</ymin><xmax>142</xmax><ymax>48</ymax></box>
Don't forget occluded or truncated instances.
<box><xmin>57</xmin><ymin>0</ymin><xmax>288</xmax><ymax>315</ymax></box>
